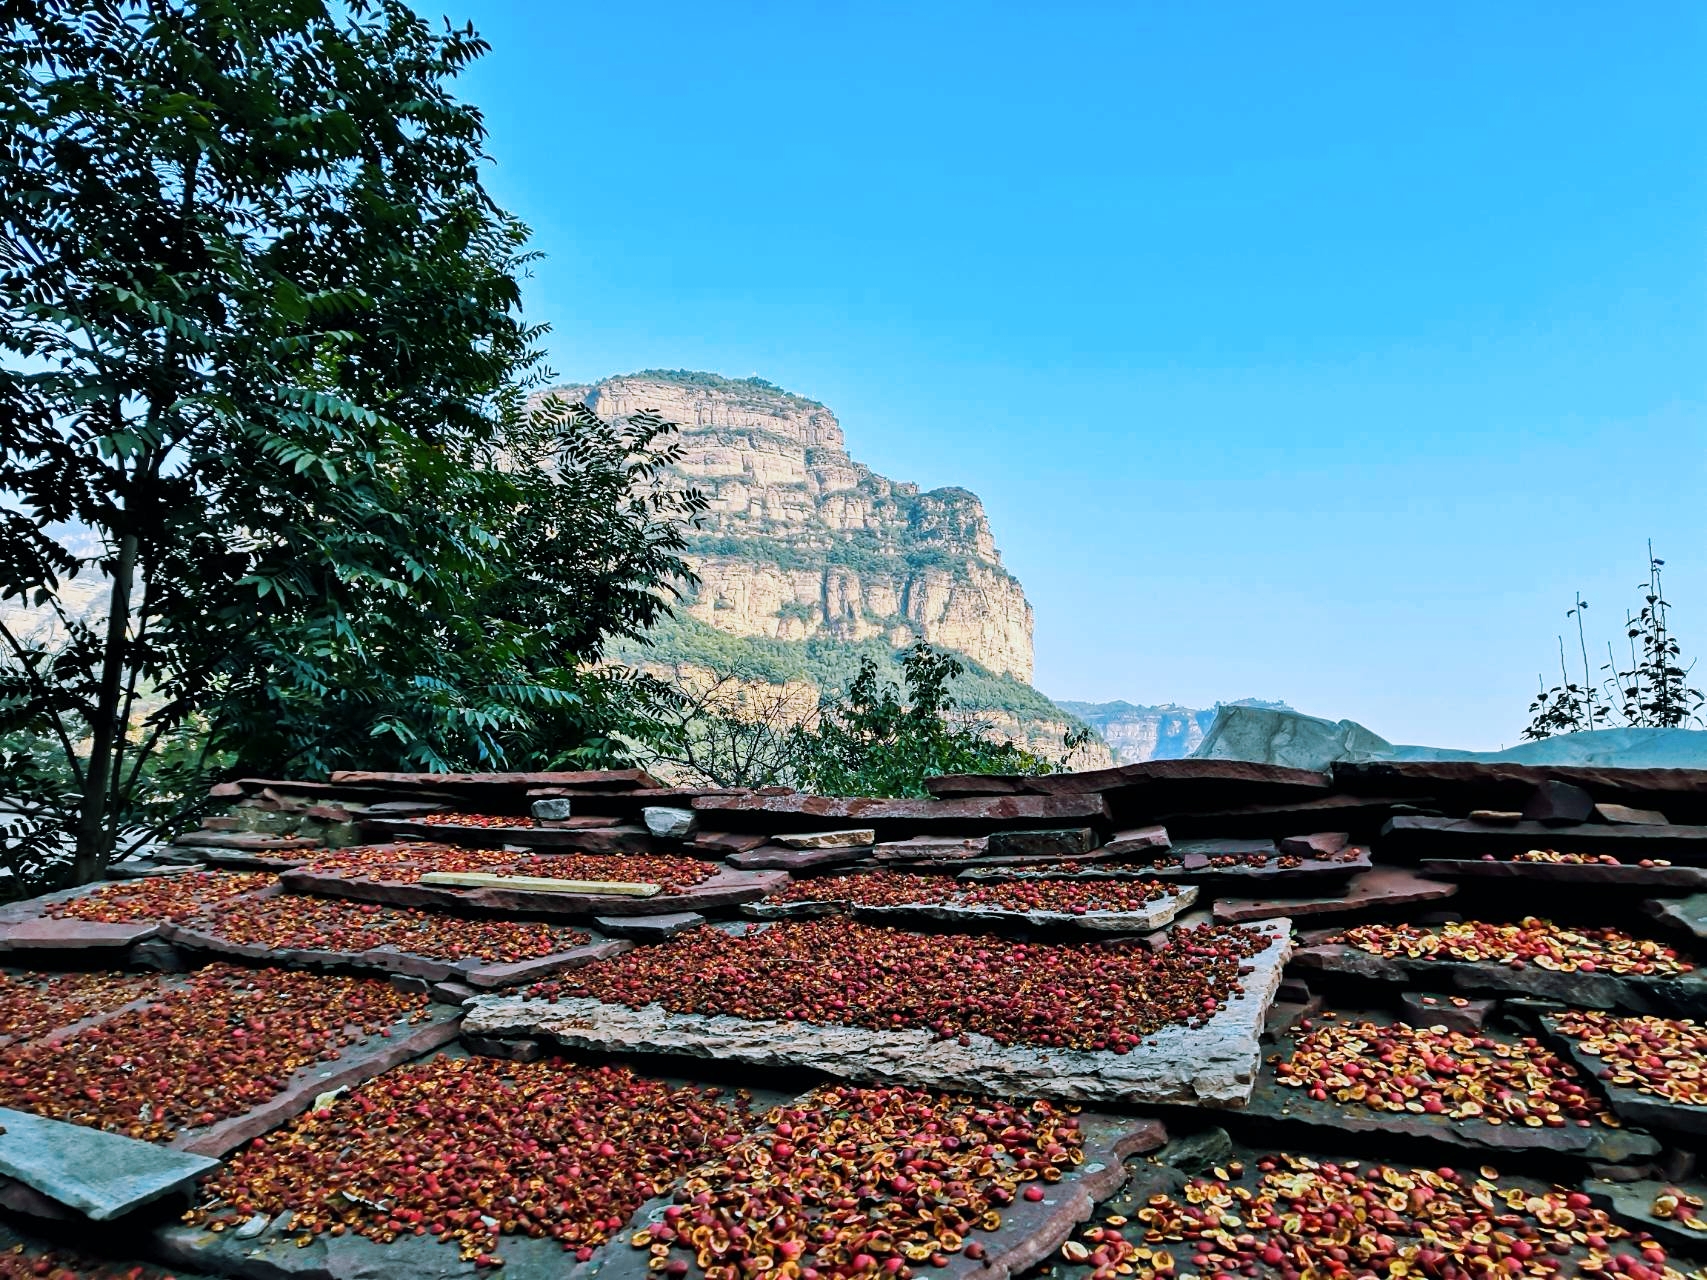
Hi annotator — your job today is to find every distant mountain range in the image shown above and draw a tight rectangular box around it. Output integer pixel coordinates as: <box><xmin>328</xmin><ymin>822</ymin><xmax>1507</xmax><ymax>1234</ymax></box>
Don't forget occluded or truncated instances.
<box><xmin>1053</xmin><ymin>699</ymin><xmax>1294</xmax><ymax>765</ymax></box>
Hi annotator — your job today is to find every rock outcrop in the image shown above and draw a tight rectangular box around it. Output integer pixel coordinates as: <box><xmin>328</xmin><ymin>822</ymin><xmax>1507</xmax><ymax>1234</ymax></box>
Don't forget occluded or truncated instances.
<box><xmin>1059</xmin><ymin>699</ymin><xmax>1293</xmax><ymax>765</ymax></box>
<box><xmin>544</xmin><ymin>371</ymin><xmax>1035</xmax><ymax>682</ymax></box>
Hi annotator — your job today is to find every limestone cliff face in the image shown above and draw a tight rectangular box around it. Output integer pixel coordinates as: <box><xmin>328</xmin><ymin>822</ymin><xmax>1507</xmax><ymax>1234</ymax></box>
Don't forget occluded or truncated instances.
<box><xmin>554</xmin><ymin>372</ymin><xmax>1035</xmax><ymax>682</ymax></box>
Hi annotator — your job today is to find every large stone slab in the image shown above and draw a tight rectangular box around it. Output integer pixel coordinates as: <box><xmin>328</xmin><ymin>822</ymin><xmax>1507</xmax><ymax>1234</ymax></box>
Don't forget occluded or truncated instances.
<box><xmin>773</xmin><ymin>828</ymin><xmax>875</xmax><ymax>849</ymax></box>
<box><xmin>746</xmin><ymin>886</ymin><xmax>1201</xmax><ymax>934</ymax></box>
<box><xmin>332</xmin><ymin>768</ymin><xmax>660</xmax><ymax>791</ymax></box>
<box><xmin>1578</xmin><ymin>1176</ymin><xmax>1707</xmax><ymax>1256</ymax></box>
<box><xmin>284</xmin><ymin>862</ymin><xmax>788</xmax><ymax>920</ymax></box>
<box><xmin>1212</xmin><ymin>867</ymin><xmax>1456</xmax><ymax>924</ymax></box>
<box><xmin>0</xmin><ymin>1107</ymin><xmax>218</xmax><ymax>1221</ymax></box>
<box><xmin>1647</xmin><ymin>894</ymin><xmax>1707</xmax><ymax>939</ymax></box>
<box><xmin>872</xmin><ymin>835</ymin><xmax>990</xmax><ymax>863</ymax></box>
<box><xmin>1158</xmin><ymin>793</ymin><xmax>1411</xmax><ymax>839</ymax></box>
<box><xmin>1421</xmin><ymin>857</ymin><xmax>1707</xmax><ymax>890</ymax></box>
<box><xmin>958</xmin><ymin>847</ymin><xmax>1372</xmax><ymax>891</ymax></box>
<box><xmin>167</xmin><ymin>1005</ymin><xmax>464</xmax><ymax>1158</ymax></box>
<box><xmin>359</xmin><ymin>817</ymin><xmax>658</xmax><ymax>852</ymax></box>
<box><xmin>591</xmin><ymin>912</ymin><xmax>705</xmax><ymax>941</ymax></box>
<box><xmin>1336</xmin><ymin>760</ymin><xmax>1707</xmax><ymax>824</ymax></box>
<box><xmin>1292</xmin><ymin>939</ymin><xmax>1707</xmax><ymax>1017</ymax></box>
<box><xmin>1536</xmin><ymin>1013</ymin><xmax>1707</xmax><ymax>1139</ymax></box>
<box><xmin>690</xmin><ymin>792</ymin><xmax>1111</xmax><ymax>836</ymax></box>
<box><xmin>464</xmin><ymin>920</ymin><xmax>1292</xmax><ymax>1107</ymax></box>
<box><xmin>1382</xmin><ymin>815</ymin><xmax>1707</xmax><ymax>858</ymax></box>
<box><xmin>729</xmin><ymin>844</ymin><xmax>872</xmax><ymax>871</ymax></box>
<box><xmin>172</xmin><ymin>832</ymin><xmax>323</xmax><ymax>853</ymax></box>
<box><xmin>984</xmin><ymin>828</ymin><xmax>1098</xmax><ymax>859</ymax></box>
<box><xmin>588</xmin><ymin>1110</ymin><xmax>1169</xmax><ymax>1280</ymax></box>
<box><xmin>1242</xmin><ymin>1014</ymin><xmax>1661</xmax><ymax>1163</ymax></box>
<box><xmin>1597</xmin><ymin>803</ymin><xmax>1671</xmax><ymax>826</ymax></box>
<box><xmin>925</xmin><ymin>759</ymin><xmax>1331</xmax><ymax>801</ymax></box>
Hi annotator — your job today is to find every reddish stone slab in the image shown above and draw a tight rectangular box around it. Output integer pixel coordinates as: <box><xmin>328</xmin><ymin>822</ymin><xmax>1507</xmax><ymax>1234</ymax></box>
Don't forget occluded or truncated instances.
<box><xmin>730</xmin><ymin>845</ymin><xmax>872</xmax><ymax>871</ymax></box>
<box><xmin>0</xmin><ymin>918</ymin><xmax>158</xmax><ymax>952</ymax></box>
<box><xmin>1597</xmin><ymin>803</ymin><xmax>1671</xmax><ymax>826</ymax></box>
<box><xmin>925</xmin><ymin>759</ymin><xmax>1331</xmax><ymax>800</ymax></box>
<box><xmin>1158</xmin><ymin>793</ymin><xmax>1413</xmax><ymax>839</ymax></box>
<box><xmin>1212</xmin><ymin>867</ymin><xmax>1455</xmax><ymax>924</ymax></box>
<box><xmin>359</xmin><ymin>817</ymin><xmax>656</xmax><ymax>853</ymax></box>
<box><xmin>1399</xmin><ymin>991</ymin><xmax>1496</xmax><ymax>1033</ymax></box>
<box><xmin>171</xmin><ymin>831</ymin><xmax>322</xmax><ymax>852</ymax></box>
<box><xmin>1279</xmin><ymin>832</ymin><xmax>1351</xmax><ymax>857</ymax></box>
<box><xmin>167</xmin><ymin>1006</ymin><xmax>464</xmax><ymax>1158</ymax></box>
<box><xmin>1336</xmin><ymin>760</ymin><xmax>1707</xmax><ymax>822</ymax></box>
<box><xmin>1383</xmin><ymin>815</ymin><xmax>1707</xmax><ymax>858</ymax></box>
<box><xmin>873</xmin><ymin>835</ymin><xmax>991</xmax><ymax>863</ymax></box>
<box><xmin>1102</xmin><ymin>825</ymin><xmax>1171</xmax><ymax>857</ymax></box>
<box><xmin>690</xmin><ymin>831</ymin><xmax>769</xmax><ymax>855</ymax></box>
<box><xmin>1522</xmin><ymin>780</ymin><xmax>1597</xmax><ymax>825</ymax></box>
<box><xmin>332</xmin><ymin>768</ymin><xmax>660</xmax><ymax>790</ymax></box>
<box><xmin>692</xmin><ymin>792</ymin><xmax>1111</xmax><ymax>836</ymax></box>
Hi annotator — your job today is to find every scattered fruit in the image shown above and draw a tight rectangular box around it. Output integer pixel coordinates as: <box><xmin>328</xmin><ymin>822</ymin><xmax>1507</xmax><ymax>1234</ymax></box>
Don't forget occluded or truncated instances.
<box><xmin>532</xmin><ymin>918</ymin><xmax>1271</xmax><ymax>1051</ymax></box>
<box><xmin>775</xmin><ymin>869</ymin><xmax>1176</xmax><ymax>914</ymax></box>
<box><xmin>1331</xmin><ymin>918</ymin><xmax>1695</xmax><ymax>977</ymax></box>
<box><xmin>0</xmin><ymin>970</ymin><xmax>158</xmax><ymax>1046</ymax></box>
<box><xmin>413</xmin><ymin>813</ymin><xmax>538</xmax><ymax>828</ymax></box>
<box><xmin>189</xmin><ymin>1056</ymin><xmax>755</xmax><ymax>1265</ymax></box>
<box><xmin>44</xmin><ymin>871</ymin><xmax>274</xmax><ymax>923</ymax></box>
<box><xmin>1555</xmin><ymin>1009</ymin><xmax>1707</xmax><ymax>1107</ymax></box>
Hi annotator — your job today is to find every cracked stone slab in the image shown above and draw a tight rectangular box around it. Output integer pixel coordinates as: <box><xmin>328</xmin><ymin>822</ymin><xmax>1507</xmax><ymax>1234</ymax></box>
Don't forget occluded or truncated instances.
<box><xmin>165</xmin><ymin>1004</ymin><xmax>464</xmax><ymax>1158</ymax></box>
<box><xmin>745</xmin><ymin>886</ymin><xmax>1200</xmax><ymax>934</ymax></box>
<box><xmin>464</xmin><ymin>920</ymin><xmax>1291</xmax><ymax>1107</ymax></box>
<box><xmin>284</xmin><ymin>863</ymin><xmax>789</xmax><ymax>920</ymax></box>
<box><xmin>0</xmin><ymin>1107</ymin><xmax>218</xmax><ymax>1222</ymax></box>
<box><xmin>1243</xmin><ymin>1010</ymin><xmax>1661</xmax><ymax>1163</ymax></box>
<box><xmin>582</xmin><ymin>1110</ymin><xmax>1168</xmax><ymax>1280</ymax></box>
<box><xmin>163</xmin><ymin>902</ymin><xmax>631</xmax><ymax>990</ymax></box>
<box><xmin>1421</xmin><ymin>858</ymin><xmax>1707</xmax><ymax>890</ymax></box>
<box><xmin>1536</xmin><ymin>1013</ymin><xmax>1707</xmax><ymax>1139</ymax></box>
<box><xmin>1292</xmin><ymin>940</ymin><xmax>1707</xmax><ymax>1017</ymax></box>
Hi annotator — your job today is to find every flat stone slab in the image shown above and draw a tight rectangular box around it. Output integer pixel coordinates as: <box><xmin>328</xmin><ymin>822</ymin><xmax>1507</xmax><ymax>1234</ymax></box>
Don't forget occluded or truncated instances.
<box><xmin>172</xmin><ymin>831</ymin><xmax>322</xmax><ymax>852</ymax></box>
<box><xmin>0</xmin><ymin>917</ymin><xmax>157</xmax><ymax>953</ymax></box>
<box><xmin>1279</xmin><ymin>831</ymin><xmax>1351</xmax><ymax>857</ymax></box>
<box><xmin>691</xmin><ymin>792</ymin><xmax>1112</xmax><ymax>835</ymax></box>
<box><xmin>1399</xmin><ymin>991</ymin><xmax>1495</xmax><ymax>1032</ymax></box>
<box><xmin>746</xmin><ymin>886</ymin><xmax>1200</xmax><ymax>934</ymax></box>
<box><xmin>1292</xmin><ymin>940</ymin><xmax>1707</xmax><ymax>1017</ymax></box>
<box><xmin>587</xmin><ymin>1110</ymin><xmax>1169</xmax><ymax>1280</ymax></box>
<box><xmin>984</xmin><ymin>828</ymin><xmax>1098</xmax><ymax>859</ymax></box>
<box><xmin>167</xmin><ymin>1004</ymin><xmax>464</xmax><ymax>1158</ymax></box>
<box><xmin>1647</xmin><ymin>894</ymin><xmax>1707</xmax><ymax>939</ymax></box>
<box><xmin>959</xmin><ymin>847</ymin><xmax>1372</xmax><ymax>890</ymax></box>
<box><xmin>1212</xmin><ymin>867</ymin><xmax>1456</xmax><ymax>923</ymax></box>
<box><xmin>284</xmin><ymin>862</ymin><xmax>788</xmax><ymax>920</ymax></box>
<box><xmin>1421</xmin><ymin>857</ymin><xmax>1707</xmax><ymax>890</ymax></box>
<box><xmin>1579</xmin><ymin>1176</ymin><xmax>1707</xmax><ymax>1256</ymax></box>
<box><xmin>0</xmin><ymin>1107</ymin><xmax>218</xmax><ymax>1221</ymax></box>
<box><xmin>925</xmin><ymin>759</ymin><xmax>1331</xmax><ymax>800</ymax></box>
<box><xmin>1537</xmin><ymin>1013</ymin><xmax>1707</xmax><ymax>1139</ymax></box>
<box><xmin>591</xmin><ymin>912</ymin><xmax>706</xmax><ymax>941</ymax></box>
<box><xmin>1244</xmin><ymin>1013</ymin><xmax>1660</xmax><ymax>1163</ymax></box>
<box><xmin>772</xmin><ymin>828</ymin><xmax>875</xmax><ymax>849</ymax></box>
<box><xmin>873</xmin><ymin>835</ymin><xmax>990</xmax><ymax>863</ymax></box>
<box><xmin>1598</xmin><ymin>803</ymin><xmax>1671</xmax><ymax>826</ymax></box>
<box><xmin>163</xmin><ymin>909</ymin><xmax>631</xmax><ymax>991</ymax></box>
<box><xmin>728</xmin><ymin>844</ymin><xmax>872</xmax><ymax>871</ymax></box>
<box><xmin>465</xmin><ymin>920</ymin><xmax>1292</xmax><ymax>1107</ymax></box>
<box><xmin>1383</xmin><ymin>815</ymin><xmax>1707</xmax><ymax>858</ymax></box>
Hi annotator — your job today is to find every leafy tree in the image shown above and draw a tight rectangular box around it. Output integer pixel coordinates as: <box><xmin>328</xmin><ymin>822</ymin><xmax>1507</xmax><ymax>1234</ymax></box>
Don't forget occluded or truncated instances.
<box><xmin>0</xmin><ymin>1</ymin><xmax>700</xmax><ymax>888</ymax></box>
<box><xmin>789</xmin><ymin>643</ymin><xmax>1080</xmax><ymax>797</ymax></box>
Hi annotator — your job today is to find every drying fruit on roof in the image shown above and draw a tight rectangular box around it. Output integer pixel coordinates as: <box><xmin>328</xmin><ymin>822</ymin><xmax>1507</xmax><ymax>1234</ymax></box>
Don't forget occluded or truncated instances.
<box><xmin>1331</xmin><ymin>918</ymin><xmax>1695</xmax><ymax>977</ymax></box>
<box><xmin>533</xmin><ymin>918</ymin><xmax>1270</xmax><ymax>1052</ymax></box>
<box><xmin>188</xmin><ymin>1056</ymin><xmax>755</xmax><ymax>1267</ymax></box>
<box><xmin>637</xmin><ymin>1085</ymin><xmax>1085</xmax><ymax>1280</ymax></box>
<box><xmin>1274</xmin><ymin>1019</ymin><xmax>1609</xmax><ymax>1127</ymax></box>
<box><xmin>0</xmin><ymin>964</ymin><xmax>429</xmax><ymax>1141</ymax></box>
<box><xmin>1554</xmin><ymin>1009</ymin><xmax>1707</xmax><ymax>1108</ymax></box>
<box><xmin>185</xmin><ymin>895</ymin><xmax>590</xmax><ymax>963</ymax></box>
<box><xmin>44</xmin><ymin>871</ymin><xmax>273</xmax><ymax>923</ymax></box>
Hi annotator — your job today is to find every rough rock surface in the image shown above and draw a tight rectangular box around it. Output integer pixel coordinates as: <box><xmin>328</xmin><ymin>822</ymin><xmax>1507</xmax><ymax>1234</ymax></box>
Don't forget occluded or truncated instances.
<box><xmin>1211</xmin><ymin>868</ymin><xmax>1455</xmax><ymax>923</ymax></box>
<box><xmin>0</xmin><ymin>1107</ymin><xmax>218</xmax><ymax>1221</ymax></box>
<box><xmin>464</xmin><ymin>921</ymin><xmax>1291</xmax><ymax>1106</ymax></box>
<box><xmin>1421</xmin><ymin>858</ymin><xmax>1707</xmax><ymax>890</ymax></box>
<box><xmin>692</xmin><ymin>793</ymin><xmax>1110</xmax><ymax>834</ymax></box>
<box><xmin>642</xmin><ymin>807</ymin><xmax>699</xmax><ymax>839</ymax></box>
<box><xmin>1596</xmin><ymin>803</ymin><xmax>1670</xmax><ymax>826</ymax></box>
<box><xmin>772</xmin><ymin>828</ymin><xmax>875</xmax><ymax>849</ymax></box>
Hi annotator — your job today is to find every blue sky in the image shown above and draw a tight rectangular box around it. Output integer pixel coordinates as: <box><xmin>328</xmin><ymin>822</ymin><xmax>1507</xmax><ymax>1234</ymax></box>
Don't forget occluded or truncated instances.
<box><xmin>448</xmin><ymin>1</ymin><xmax>1706</xmax><ymax>750</ymax></box>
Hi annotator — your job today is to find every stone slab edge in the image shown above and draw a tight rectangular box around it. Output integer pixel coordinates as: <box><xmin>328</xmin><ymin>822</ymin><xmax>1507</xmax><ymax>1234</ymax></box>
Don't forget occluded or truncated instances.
<box><xmin>463</xmin><ymin>920</ymin><xmax>1291</xmax><ymax>1107</ymax></box>
<box><xmin>1534</xmin><ymin>1013</ymin><xmax>1707</xmax><ymax>1139</ymax></box>
<box><xmin>168</xmin><ymin>1004</ymin><xmax>464</xmax><ymax>1158</ymax></box>
<box><xmin>741</xmin><ymin>886</ymin><xmax>1198</xmax><ymax>934</ymax></box>
<box><xmin>0</xmin><ymin>1106</ymin><xmax>219</xmax><ymax>1222</ymax></box>
<box><xmin>1418</xmin><ymin>859</ymin><xmax>1707</xmax><ymax>890</ymax></box>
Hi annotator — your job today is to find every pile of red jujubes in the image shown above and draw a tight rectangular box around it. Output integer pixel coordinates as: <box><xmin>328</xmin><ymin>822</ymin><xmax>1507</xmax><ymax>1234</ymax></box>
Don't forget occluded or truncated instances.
<box><xmin>502</xmin><ymin>853</ymin><xmax>716</xmax><ymax>895</ymax></box>
<box><xmin>185</xmin><ymin>895</ymin><xmax>590</xmax><ymax>964</ymax></box>
<box><xmin>1331</xmin><ymin>918</ymin><xmax>1695</xmax><ymax>977</ymax></box>
<box><xmin>777</xmin><ymin>870</ymin><xmax>1174</xmax><ymax>915</ymax></box>
<box><xmin>534</xmin><ymin>919</ymin><xmax>1271</xmax><ymax>1051</ymax></box>
<box><xmin>1273</xmin><ymin>1019</ymin><xmax>1609</xmax><ymax>1127</ymax></box>
<box><xmin>1068</xmin><ymin>1155</ymin><xmax>1679</xmax><ymax>1280</ymax></box>
<box><xmin>1554</xmin><ymin>1009</ymin><xmax>1707</xmax><ymax>1108</ymax></box>
<box><xmin>45</xmin><ymin>871</ymin><xmax>274</xmax><ymax>923</ymax></box>
<box><xmin>300</xmin><ymin>843</ymin><xmax>520</xmax><ymax>883</ymax></box>
<box><xmin>413</xmin><ymin>813</ymin><xmax>537</xmax><ymax>828</ymax></box>
<box><xmin>636</xmin><ymin>1086</ymin><xmax>1085</xmax><ymax>1280</ymax></box>
<box><xmin>0</xmin><ymin>1242</ymin><xmax>182</xmax><ymax>1279</ymax></box>
<box><xmin>0</xmin><ymin>964</ymin><xmax>430</xmax><ymax>1141</ymax></box>
<box><xmin>0</xmin><ymin>970</ymin><xmax>157</xmax><ymax>1046</ymax></box>
<box><xmin>189</xmin><ymin>1056</ymin><xmax>755</xmax><ymax>1268</ymax></box>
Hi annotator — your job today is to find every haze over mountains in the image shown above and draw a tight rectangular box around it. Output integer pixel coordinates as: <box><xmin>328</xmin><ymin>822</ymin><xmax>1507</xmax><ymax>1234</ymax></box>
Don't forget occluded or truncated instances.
<box><xmin>559</xmin><ymin>370</ymin><xmax>1275</xmax><ymax>763</ymax></box>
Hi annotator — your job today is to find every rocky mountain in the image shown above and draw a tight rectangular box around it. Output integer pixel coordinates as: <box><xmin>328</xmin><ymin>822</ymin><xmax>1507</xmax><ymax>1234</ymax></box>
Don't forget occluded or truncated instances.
<box><xmin>1055</xmin><ymin>699</ymin><xmax>1294</xmax><ymax>765</ymax></box>
<box><xmin>543</xmin><ymin>371</ymin><xmax>1095</xmax><ymax>761</ymax></box>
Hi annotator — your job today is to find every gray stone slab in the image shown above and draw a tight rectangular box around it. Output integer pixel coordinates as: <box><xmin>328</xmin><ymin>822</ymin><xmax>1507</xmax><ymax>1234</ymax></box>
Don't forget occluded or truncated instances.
<box><xmin>1383</xmin><ymin>815</ymin><xmax>1707</xmax><ymax>857</ymax></box>
<box><xmin>1578</xmin><ymin>1176</ymin><xmax>1707</xmax><ymax>1255</ymax></box>
<box><xmin>0</xmin><ymin>1106</ymin><xmax>218</xmax><ymax>1221</ymax></box>
<box><xmin>464</xmin><ymin>920</ymin><xmax>1291</xmax><ymax>1107</ymax></box>
<box><xmin>591</xmin><ymin>912</ymin><xmax>706</xmax><ymax>940</ymax></box>
<box><xmin>1211</xmin><ymin>867</ymin><xmax>1456</xmax><ymax>923</ymax></box>
<box><xmin>984</xmin><ymin>828</ymin><xmax>1098</xmax><ymax>859</ymax></box>
<box><xmin>642</xmin><ymin>807</ymin><xmax>698</xmax><ymax>838</ymax></box>
<box><xmin>1647</xmin><ymin>894</ymin><xmax>1707</xmax><ymax>939</ymax></box>
<box><xmin>1598</xmin><ymin>803</ymin><xmax>1671</xmax><ymax>826</ymax></box>
<box><xmin>1421</xmin><ymin>857</ymin><xmax>1707</xmax><ymax>890</ymax></box>
<box><xmin>1537</xmin><ymin>1013</ymin><xmax>1707</xmax><ymax>1139</ymax></box>
<box><xmin>855</xmin><ymin>886</ymin><xmax>1199</xmax><ymax>934</ymax></box>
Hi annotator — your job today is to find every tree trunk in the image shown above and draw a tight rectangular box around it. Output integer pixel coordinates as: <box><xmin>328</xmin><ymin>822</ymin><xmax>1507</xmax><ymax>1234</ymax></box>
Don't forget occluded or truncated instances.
<box><xmin>72</xmin><ymin>531</ymin><xmax>137</xmax><ymax>884</ymax></box>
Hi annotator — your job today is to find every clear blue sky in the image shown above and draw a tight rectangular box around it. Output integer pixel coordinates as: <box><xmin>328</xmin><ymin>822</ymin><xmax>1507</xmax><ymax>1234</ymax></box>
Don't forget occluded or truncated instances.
<box><xmin>447</xmin><ymin>1</ymin><xmax>1705</xmax><ymax>750</ymax></box>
